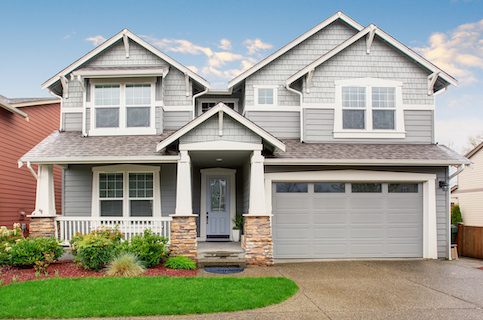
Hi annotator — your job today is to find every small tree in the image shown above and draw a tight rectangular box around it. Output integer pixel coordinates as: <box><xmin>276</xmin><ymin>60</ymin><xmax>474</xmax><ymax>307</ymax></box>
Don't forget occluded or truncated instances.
<box><xmin>451</xmin><ymin>204</ymin><xmax>463</xmax><ymax>225</ymax></box>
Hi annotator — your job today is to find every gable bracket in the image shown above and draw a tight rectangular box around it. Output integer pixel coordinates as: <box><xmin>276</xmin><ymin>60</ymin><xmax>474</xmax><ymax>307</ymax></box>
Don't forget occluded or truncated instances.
<box><xmin>427</xmin><ymin>72</ymin><xmax>440</xmax><ymax>96</ymax></box>
<box><xmin>60</xmin><ymin>75</ymin><xmax>69</xmax><ymax>99</ymax></box>
<box><xmin>122</xmin><ymin>30</ymin><xmax>130</xmax><ymax>58</ymax></box>
<box><xmin>184</xmin><ymin>73</ymin><xmax>190</xmax><ymax>97</ymax></box>
<box><xmin>366</xmin><ymin>25</ymin><xmax>377</xmax><ymax>54</ymax></box>
<box><xmin>218</xmin><ymin>109</ymin><xmax>224</xmax><ymax>136</ymax></box>
<box><xmin>306</xmin><ymin>69</ymin><xmax>315</xmax><ymax>93</ymax></box>
<box><xmin>76</xmin><ymin>75</ymin><xmax>85</xmax><ymax>92</ymax></box>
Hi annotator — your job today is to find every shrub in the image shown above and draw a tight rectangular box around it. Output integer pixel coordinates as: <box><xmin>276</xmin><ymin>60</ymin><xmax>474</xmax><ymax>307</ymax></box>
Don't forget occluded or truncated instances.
<box><xmin>8</xmin><ymin>237</ymin><xmax>64</xmax><ymax>267</ymax></box>
<box><xmin>70</xmin><ymin>226</ymin><xmax>123</xmax><ymax>271</ymax></box>
<box><xmin>104</xmin><ymin>252</ymin><xmax>146</xmax><ymax>277</ymax></box>
<box><xmin>0</xmin><ymin>224</ymin><xmax>24</xmax><ymax>267</ymax></box>
<box><xmin>451</xmin><ymin>204</ymin><xmax>463</xmax><ymax>225</ymax></box>
<box><xmin>120</xmin><ymin>229</ymin><xmax>169</xmax><ymax>267</ymax></box>
<box><xmin>164</xmin><ymin>256</ymin><xmax>197</xmax><ymax>270</ymax></box>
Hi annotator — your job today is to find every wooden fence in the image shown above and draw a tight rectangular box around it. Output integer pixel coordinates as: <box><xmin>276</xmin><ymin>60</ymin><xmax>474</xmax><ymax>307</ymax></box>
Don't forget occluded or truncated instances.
<box><xmin>457</xmin><ymin>225</ymin><xmax>483</xmax><ymax>259</ymax></box>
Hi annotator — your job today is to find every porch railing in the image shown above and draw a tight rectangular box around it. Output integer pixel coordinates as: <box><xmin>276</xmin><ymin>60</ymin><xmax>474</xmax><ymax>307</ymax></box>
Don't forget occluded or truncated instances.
<box><xmin>55</xmin><ymin>216</ymin><xmax>172</xmax><ymax>245</ymax></box>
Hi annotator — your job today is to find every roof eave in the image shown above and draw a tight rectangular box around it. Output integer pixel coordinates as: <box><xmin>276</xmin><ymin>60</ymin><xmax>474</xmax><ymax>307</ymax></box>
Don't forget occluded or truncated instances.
<box><xmin>19</xmin><ymin>155</ymin><xmax>180</xmax><ymax>165</ymax></box>
<box><xmin>264</xmin><ymin>158</ymin><xmax>471</xmax><ymax>166</ymax></box>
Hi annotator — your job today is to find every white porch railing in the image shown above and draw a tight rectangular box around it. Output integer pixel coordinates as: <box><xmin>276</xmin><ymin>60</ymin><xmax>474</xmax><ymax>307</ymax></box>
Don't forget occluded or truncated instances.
<box><xmin>55</xmin><ymin>216</ymin><xmax>172</xmax><ymax>245</ymax></box>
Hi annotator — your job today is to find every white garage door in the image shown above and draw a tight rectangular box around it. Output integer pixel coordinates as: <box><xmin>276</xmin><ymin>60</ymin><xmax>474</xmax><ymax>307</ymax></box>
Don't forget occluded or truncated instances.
<box><xmin>272</xmin><ymin>182</ymin><xmax>423</xmax><ymax>258</ymax></box>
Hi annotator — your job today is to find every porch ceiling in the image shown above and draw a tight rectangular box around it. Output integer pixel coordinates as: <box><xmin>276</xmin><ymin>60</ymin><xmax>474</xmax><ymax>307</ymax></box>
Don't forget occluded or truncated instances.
<box><xmin>189</xmin><ymin>150</ymin><xmax>251</xmax><ymax>168</ymax></box>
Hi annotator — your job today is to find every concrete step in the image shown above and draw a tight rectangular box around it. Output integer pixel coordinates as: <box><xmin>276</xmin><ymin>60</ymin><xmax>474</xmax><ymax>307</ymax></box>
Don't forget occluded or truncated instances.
<box><xmin>198</xmin><ymin>257</ymin><xmax>246</xmax><ymax>268</ymax></box>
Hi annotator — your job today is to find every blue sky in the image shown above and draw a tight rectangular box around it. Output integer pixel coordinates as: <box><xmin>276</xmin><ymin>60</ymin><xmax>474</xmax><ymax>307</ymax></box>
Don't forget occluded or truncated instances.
<box><xmin>1</xmin><ymin>0</ymin><xmax>482</xmax><ymax>153</ymax></box>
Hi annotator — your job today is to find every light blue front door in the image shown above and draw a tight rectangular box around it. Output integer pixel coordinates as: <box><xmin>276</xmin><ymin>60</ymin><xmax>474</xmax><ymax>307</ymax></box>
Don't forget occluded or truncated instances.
<box><xmin>206</xmin><ymin>176</ymin><xmax>230</xmax><ymax>238</ymax></box>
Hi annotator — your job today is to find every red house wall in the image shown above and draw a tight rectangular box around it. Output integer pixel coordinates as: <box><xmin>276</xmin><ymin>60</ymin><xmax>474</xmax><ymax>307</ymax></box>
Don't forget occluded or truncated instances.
<box><xmin>0</xmin><ymin>102</ymin><xmax>62</xmax><ymax>232</ymax></box>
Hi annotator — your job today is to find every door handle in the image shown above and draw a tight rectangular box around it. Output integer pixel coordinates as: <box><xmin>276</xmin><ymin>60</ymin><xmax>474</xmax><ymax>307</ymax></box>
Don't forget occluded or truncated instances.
<box><xmin>206</xmin><ymin>212</ymin><xmax>208</xmax><ymax>224</ymax></box>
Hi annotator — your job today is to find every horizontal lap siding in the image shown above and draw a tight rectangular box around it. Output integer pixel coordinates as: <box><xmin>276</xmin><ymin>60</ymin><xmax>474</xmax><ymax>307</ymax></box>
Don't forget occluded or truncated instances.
<box><xmin>0</xmin><ymin>104</ymin><xmax>62</xmax><ymax>228</ymax></box>
<box><xmin>163</xmin><ymin>111</ymin><xmax>192</xmax><ymax>130</ymax></box>
<box><xmin>245</xmin><ymin>111</ymin><xmax>300</xmax><ymax>139</ymax></box>
<box><xmin>304</xmin><ymin>109</ymin><xmax>433</xmax><ymax>143</ymax></box>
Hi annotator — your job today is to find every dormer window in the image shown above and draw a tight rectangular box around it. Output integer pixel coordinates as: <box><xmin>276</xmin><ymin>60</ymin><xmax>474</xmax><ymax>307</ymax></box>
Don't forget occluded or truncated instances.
<box><xmin>89</xmin><ymin>79</ymin><xmax>156</xmax><ymax>135</ymax></box>
<box><xmin>334</xmin><ymin>78</ymin><xmax>405</xmax><ymax>139</ymax></box>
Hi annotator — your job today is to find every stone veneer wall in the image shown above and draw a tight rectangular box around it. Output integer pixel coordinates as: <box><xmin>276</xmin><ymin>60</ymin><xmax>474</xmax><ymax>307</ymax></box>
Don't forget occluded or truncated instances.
<box><xmin>169</xmin><ymin>216</ymin><xmax>198</xmax><ymax>261</ymax></box>
<box><xmin>243</xmin><ymin>216</ymin><xmax>274</xmax><ymax>266</ymax></box>
<box><xmin>29</xmin><ymin>217</ymin><xmax>56</xmax><ymax>238</ymax></box>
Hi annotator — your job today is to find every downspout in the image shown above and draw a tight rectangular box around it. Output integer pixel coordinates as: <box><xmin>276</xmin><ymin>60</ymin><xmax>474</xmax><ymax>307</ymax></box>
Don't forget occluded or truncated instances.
<box><xmin>285</xmin><ymin>80</ymin><xmax>304</xmax><ymax>142</ymax></box>
<box><xmin>192</xmin><ymin>87</ymin><xmax>209</xmax><ymax>120</ymax></box>
<box><xmin>49</xmin><ymin>89</ymin><xmax>63</xmax><ymax>132</ymax></box>
<box><xmin>447</xmin><ymin>163</ymin><xmax>466</xmax><ymax>260</ymax></box>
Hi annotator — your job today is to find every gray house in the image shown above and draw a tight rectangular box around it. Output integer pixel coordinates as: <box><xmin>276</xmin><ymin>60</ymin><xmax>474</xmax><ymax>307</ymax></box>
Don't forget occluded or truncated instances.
<box><xmin>21</xmin><ymin>12</ymin><xmax>468</xmax><ymax>266</ymax></box>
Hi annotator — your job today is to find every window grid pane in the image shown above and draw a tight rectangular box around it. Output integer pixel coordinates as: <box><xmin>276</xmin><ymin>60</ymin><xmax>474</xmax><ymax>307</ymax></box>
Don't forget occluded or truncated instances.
<box><xmin>314</xmin><ymin>183</ymin><xmax>345</xmax><ymax>193</ymax></box>
<box><xmin>342</xmin><ymin>87</ymin><xmax>365</xmax><ymax>108</ymax></box>
<box><xmin>126</xmin><ymin>84</ymin><xmax>151</xmax><ymax>105</ymax></box>
<box><xmin>258</xmin><ymin>89</ymin><xmax>274</xmax><ymax>105</ymax></box>
<box><xmin>127</xmin><ymin>107</ymin><xmax>150</xmax><ymax>127</ymax></box>
<box><xmin>388</xmin><ymin>183</ymin><xmax>418</xmax><ymax>193</ymax></box>
<box><xmin>95</xmin><ymin>85</ymin><xmax>120</xmax><ymax>106</ymax></box>
<box><xmin>129</xmin><ymin>173</ymin><xmax>154</xmax><ymax>198</ymax></box>
<box><xmin>99</xmin><ymin>173</ymin><xmax>123</xmax><ymax>198</ymax></box>
<box><xmin>351</xmin><ymin>183</ymin><xmax>382</xmax><ymax>193</ymax></box>
<box><xmin>96</xmin><ymin>107</ymin><xmax>119</xmax><ymax>128</ymax></box>
<box><xmin>373</xmin><ymin>110</ymin><xmax>395</xmax><ymax>129</ymax></box>
<box><xmin>372</xmin><ymin>87</ymin><xmax>395</xmax><ymax>108</ymax></box>
<box><xmin>343</xmin><ymin>110</ymin><xmax>365</xmax><ymax>129</ymax></box>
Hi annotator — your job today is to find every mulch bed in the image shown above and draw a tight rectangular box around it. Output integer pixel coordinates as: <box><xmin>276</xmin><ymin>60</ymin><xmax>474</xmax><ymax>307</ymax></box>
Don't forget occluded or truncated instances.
<box><xmin>0</xmin><ymin>260</ymin><xmax>198</xmax><ymax>286</ymax></box>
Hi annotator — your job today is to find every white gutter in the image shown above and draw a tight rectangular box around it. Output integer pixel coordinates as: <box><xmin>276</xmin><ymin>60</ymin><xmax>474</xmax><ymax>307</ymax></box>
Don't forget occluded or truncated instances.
<box><xmin>49</xmin><ymin>88</ymin><xmax>64</xmax><ymax>132</ymax></box>
<box><xmin>285</xmin><ymin>82</ymin><xmax>304</xmax><ymax>142</ymax></box>
<box><xmin>449</xmin><ymin>164</ymin><xmax>465</xmax><ymax>180</ymax></box>
<box><xmin>19</xmin><ymin>155</ymin><xmax>181</xmax><ymax>165</ymax></box>
<box><xmin>264</xmin><ymin>158</ymin><xmax>470</xmax><ymax>166</ymax></box>
<box><xmin>192</xmin><ymin>87</ymin><xmax>209</xmax><ymax>120</ymax></box>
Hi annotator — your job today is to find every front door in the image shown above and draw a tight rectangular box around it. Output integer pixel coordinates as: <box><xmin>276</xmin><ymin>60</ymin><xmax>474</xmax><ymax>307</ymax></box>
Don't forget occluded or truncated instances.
<box><xmin>206</xmin><ymin>176</ymin><xmax>230</xmax><ymax>239</ymax></box>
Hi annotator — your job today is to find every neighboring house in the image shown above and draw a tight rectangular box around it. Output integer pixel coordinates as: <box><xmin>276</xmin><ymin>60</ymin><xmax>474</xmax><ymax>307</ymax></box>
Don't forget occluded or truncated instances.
<box><xmin>0</xmin><ymin>95</ymin><xmax>61</xmax><ymax>233</ymax></box>
<box><xmin>20</xmin><ymin>12</ymin><xmax>468</xmax><ymax>265</ymax></box>
<box><xmin>452</xmin><ymin>142</ymin><xmax>483</xmax><ymax>226</ymax></box>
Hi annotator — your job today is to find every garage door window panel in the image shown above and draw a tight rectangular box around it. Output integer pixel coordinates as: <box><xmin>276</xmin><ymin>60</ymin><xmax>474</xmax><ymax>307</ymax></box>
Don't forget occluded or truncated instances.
<box><xmin>351</xmin><ymin>183</ymin><xmax>382</xmax><ymax>193</ymax></box>
<box><xmin>314</xmin><ymin>182</ymin><xmax>345</xmax><ymax>193</ymax></box>
<box><xmin>388</xmin><ymin>183</ymin><xmax>418</xmax><ymax>193</ymax></box>
<box><xmin>276</xmin><ymin>182</ymin><xmax>308</xmax><ymax>193</ymax></box>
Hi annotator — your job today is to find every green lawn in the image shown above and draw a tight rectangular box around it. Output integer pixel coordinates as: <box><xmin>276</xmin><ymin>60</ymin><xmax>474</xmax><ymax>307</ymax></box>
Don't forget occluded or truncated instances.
<box><xmin>0</xmin><ymin>276</ymin><xmax>298</xmax><ymax>318</ymax></box>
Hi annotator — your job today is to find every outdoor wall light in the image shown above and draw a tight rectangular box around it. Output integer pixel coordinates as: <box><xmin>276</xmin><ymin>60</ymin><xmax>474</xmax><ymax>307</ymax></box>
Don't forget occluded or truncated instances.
<box><xmin>439</xmin><ymin>181</ymin><xmax>449</xmax><ymax>191</ymax></box>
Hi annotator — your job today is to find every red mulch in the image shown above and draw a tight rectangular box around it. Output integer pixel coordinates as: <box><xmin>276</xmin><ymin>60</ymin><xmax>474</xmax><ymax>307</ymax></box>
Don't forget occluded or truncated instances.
<box><xmin>0</xmin><ymin>260</ymin><xmax>198</xmax><ymax>286</ymax></box>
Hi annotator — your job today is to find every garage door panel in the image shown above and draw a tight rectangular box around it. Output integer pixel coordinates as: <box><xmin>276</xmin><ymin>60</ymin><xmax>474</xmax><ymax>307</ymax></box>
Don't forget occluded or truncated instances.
<box><xmin>273</xmin><ymin>182</ymin><xmax>423</xmax><ymax>259</ymax></box>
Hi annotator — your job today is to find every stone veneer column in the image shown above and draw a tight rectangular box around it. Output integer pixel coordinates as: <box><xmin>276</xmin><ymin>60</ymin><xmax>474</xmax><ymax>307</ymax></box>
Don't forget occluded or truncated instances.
<box><xmin>169</xmin><ymin>216</ymin><xmax>198</xmax><ymax>261</ymax></box>
<box><xmin>244</xmin><ymin>150</ymin><xmax>274</xmax><ymax>266</ymax></box>
<box><xmin>243</xmin><ymin>216</ymin><xmax>273</xmax><ymax>266</ymax></box>
<box><xmin>29</xmin><ymin>216</ymin><xmax>56</xmax><ymax>238</ymax></box>
<box><xmin>169</xmin><ymin>150</ymin><xmax>198</xmax><ymax>261</ymax></box>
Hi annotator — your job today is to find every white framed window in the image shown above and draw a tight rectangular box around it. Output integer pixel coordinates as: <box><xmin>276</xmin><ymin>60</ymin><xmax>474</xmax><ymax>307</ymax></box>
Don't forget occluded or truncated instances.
<box><xmin>92</xmin><ymin>165</ymin><xmax>161</xmax><ymax>217</ymax></box>
<box><xmin>89</xmin><ymin>79</ymin><xmax>156</xmax><ymax>135</ymax></box>
<box><xmin>334</xmin><ymin>78</ymin><xmax>405</xmax><ymax>139</ymax></box>
<box><xmin>196</xmin><ymin>99</ymin><xmax>239</xmax><ymax>115</ymax></box>
<box><xmin>254</xmin><ymin>85</ymin><xmax>278</xmax><ymax>106</ymax></box>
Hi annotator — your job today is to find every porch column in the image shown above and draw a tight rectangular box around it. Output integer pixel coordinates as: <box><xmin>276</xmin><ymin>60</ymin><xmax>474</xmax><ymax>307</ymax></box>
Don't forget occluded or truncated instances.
<box><xmin>244</xmin><ymin>150</ymin><xmax>273</xmax><ymax>266</ymax></box>
<box><xmin>28</xmin><ymin>164</ymin><xmax>57</xmax><ymax>238</ymax></box>
<box><xmin>170</xmin><ymin>150</ymin><xmax>198</xmax><ymax>261</ymax></box>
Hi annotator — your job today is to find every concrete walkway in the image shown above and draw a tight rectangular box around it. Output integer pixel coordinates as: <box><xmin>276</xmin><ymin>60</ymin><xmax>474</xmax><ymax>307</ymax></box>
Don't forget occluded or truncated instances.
<box><xmin>152</xmin><ymin>259</ymin><xmax>483</xmax><ymax>320</ymax></box>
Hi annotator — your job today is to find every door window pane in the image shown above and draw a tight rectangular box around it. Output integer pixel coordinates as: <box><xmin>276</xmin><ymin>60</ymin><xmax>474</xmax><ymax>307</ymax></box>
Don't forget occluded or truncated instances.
<box><xmin>210</xmin><ymin>178</ymin><xmax>226</xmax><ymax>211</ymax></box>
<box><xmin>127</xmin><ymin>107</ymin><xmax>150</xmax><ymax>127</ymax></box>
<box><xmin>130</xmin><ymin>200</ymin><xmax>153</xmax><ymax>217</ymax></box>
<box><xmin>388</xmin><ymin>183</ymin><xmax>418</xmax><ymax>193</ymax></box>
<box><xmin>343</xmin><ymin>110</ymin><xmax>365</xmax><ymax>129</ymax></box>
<box><xmin>276</xmin><ymin>183</ymin><xmax>308</xmax><ymax>193</ymax></box>
<box><xmin>100</xmin><ymin>200</ymin><xmax>123</xmax><ymax>217</ymax></box>
<box><xmin>96</xmin><ymin>108</ymin><xmax>119</xmax><ymax>128</ymax></box>
<box><xmin>373</xmin><ymin>110</ymin><xmax>395</xmax><ymax>129</ymax></box>
<box><xmin>351</xmin><ymin>183</ymin><xmax>382</xmax><ymax>193</ymax></box>
<box><xmin>314</xmin><ymin>183</ymin><xmax>345</xmax><ymax>193</ymax></box>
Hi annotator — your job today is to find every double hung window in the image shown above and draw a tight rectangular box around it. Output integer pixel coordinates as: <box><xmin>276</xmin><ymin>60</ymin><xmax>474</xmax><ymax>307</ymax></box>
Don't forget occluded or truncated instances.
<box><xmin>91</xmin><ymin>80</ymin><xmax>155</xmax><ymax>135</ymax></box>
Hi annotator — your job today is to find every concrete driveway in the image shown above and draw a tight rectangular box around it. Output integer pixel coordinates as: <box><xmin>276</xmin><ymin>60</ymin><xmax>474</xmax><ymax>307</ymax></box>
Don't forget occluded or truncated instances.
<box><xmin>153</xmin><ymin>259</ymin><xmax>483</xmax><ymax>320</ymax></box>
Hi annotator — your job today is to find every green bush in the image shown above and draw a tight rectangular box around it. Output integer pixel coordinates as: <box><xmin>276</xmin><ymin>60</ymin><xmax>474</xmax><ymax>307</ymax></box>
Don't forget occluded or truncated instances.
<box><xmin>70</xmin><ymin>226</ymin><xmax>123</xmax><ymax>271</ymax></box>
<box><xmin>120</xmin><ymin>229</ymin><xmax>169</xmax><ymax>267</ymax></box>
<box><xmin>8</xmin><ymin>237</ymin><xmax>64</xmax><ymax>267</ymax></box>
<box><xmin>451</xmin><ymin>204</ymin><xmax>463</xmax><ymax>225</ymax></box>
<box><xmin>164</xmin><ymin>256</ymin><xmax>197</xmax><ymax>270</ymax></box>
<box><xmin>104</xmin><ymin>252</ymin><xmax>146</xmax><ymax>277</ymax></box>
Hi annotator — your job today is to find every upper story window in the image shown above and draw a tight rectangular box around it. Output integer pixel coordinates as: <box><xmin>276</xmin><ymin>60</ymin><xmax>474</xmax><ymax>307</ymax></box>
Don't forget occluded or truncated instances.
<box><xmin>334</xmin><ymin>78</ymin><xmax>405</xmax><ymax>139</ymax></box>
<box><xmin>197</xmin><ymin>99</ymin><xmax>238</xmax><ymax>115</ymax></box>
<box><xmin>90</xmin><ymin>79</ymin><xmax>156</xmax><ymax>135</ymax></box>
<box><xmin>254</xmin><ymin>85</ymin><xmax>277</xmax><ymax>106</ymax></box>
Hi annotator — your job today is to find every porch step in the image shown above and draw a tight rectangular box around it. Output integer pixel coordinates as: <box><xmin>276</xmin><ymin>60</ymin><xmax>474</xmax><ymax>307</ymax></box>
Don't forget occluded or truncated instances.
<box><xmin>197</xmin><ymin>251</ymin><xmax>246</xmax><ymax>268</ymax></box>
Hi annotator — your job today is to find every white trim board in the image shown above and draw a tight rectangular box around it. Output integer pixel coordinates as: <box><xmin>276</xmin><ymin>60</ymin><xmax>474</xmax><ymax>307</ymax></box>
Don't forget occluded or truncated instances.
<box><xmin>264</xmin><ymin>170</ymin><xmax>438</xmax><ymax>259</ymax></box>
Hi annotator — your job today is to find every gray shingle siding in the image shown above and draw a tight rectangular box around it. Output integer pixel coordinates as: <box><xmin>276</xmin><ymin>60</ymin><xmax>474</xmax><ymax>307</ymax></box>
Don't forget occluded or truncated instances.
<box><xmin>180</xmin><ymin>115</ymin><xmax>262</xmax><ymax>144</ymax></box>
<box><xmin>304</xmin><ymin>109</ymin><xmax>434</xmax><ymax>143</ymax></box>
<box><xmin>163</xmin><ymin>69</ymin><xmax>192</xmax><ymax>106</ymax></box>
<box><xmin>245</xmin><ymin>20</ymin><xmax>358</xmax><ymax>106</ymax></box>
<box><xmin>245</xmin><ymin>111</ymin><xmax>300</xmax><ymax>139</ymax></box>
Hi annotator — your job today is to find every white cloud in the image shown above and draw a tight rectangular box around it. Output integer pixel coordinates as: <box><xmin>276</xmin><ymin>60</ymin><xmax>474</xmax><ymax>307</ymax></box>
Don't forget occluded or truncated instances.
<box><xmin>218</xmin><ymin>39</ymin><xmax>232</xmax><ymax>50</ymax></box>
<box><xmin>435</xmin><ymin>117</ymin><xmax>483</xmax><ymax>153</ymax></box>
<box><xmin>85</xmin><ymin>35</ymin><xmax>106</xmax><ymax>46</ymax></box>
<box><xmin>413</xmin><ymin>19</ymin><xmax>483</xmax><ymax>85</ymax></box>
<box><xmin>141</xmin><ymin>36</ymin><xmax>213</xmax><ymax>56</ymax></box>
<box><xmin>187</xmin><ymin>65</ymin><xmax>199</xmax><ymax>73</ymax></box>
<box><xmin>63</xmin><ymin>32</ymin><xmax>76</xmax><ymax>40</ymax></box>
<box><xmin>243</xmin><ymin>39</ymin><xmax>273</xmax><ymax>55</ymax></box>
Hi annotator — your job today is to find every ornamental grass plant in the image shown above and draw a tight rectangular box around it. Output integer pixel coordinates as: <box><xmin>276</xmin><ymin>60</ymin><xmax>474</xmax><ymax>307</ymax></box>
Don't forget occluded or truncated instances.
<box><xmin>104</xmin><ymin>252</ymin><xmax>146</xmax><ymax>277</ymax></box>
